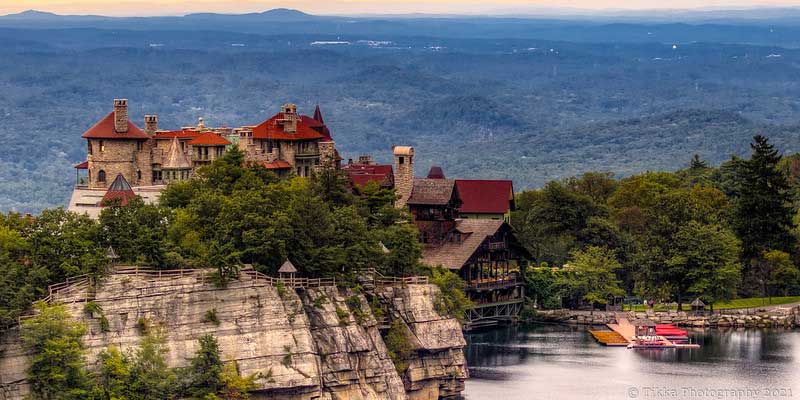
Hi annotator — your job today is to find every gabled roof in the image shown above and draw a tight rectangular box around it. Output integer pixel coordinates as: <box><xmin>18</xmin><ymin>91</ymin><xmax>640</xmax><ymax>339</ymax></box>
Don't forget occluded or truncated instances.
<box><xmin>188</xmin><ymin>132</ymin><xmax>231</xmax><ymax>146</ymax></box>
<box><xmin>252</xmin><ymin>112</ymin><xmax>325</xmax><ymax>141</ymax></box>
<box><xmin>101</xmin><ymin>174</ymin><xmax>138</xmax><ymax>206</ymax></box>
<box><xmin>343</xmin><ymin>163</ymin><xmax>394</xmax><ymax>187</ymax></box>
<box><xmin>455</xmin><ymin>179</ymin><xmax>514</xmax><ymax>214</ymax></box>
<box><xmin>153</xmin><ymin>130</ymin><xmax>201</xmax><ymax>140</ymax></box>
<box><xmin>422</xmin><ymin>219</ymin><xmax>506</xmax><ymax>270</ymax></box>
<box><xmin>278</xmin><ymin>259</ymin><xmax>298</xmax><ymax>273</ymax></box>
<box><xmin>81</xmin><ymin>112</ymin><xmax>149</xmax><ymax>139</ymax></box>
<box><xmin>163</xmin><ymin>136</ymin><xmax>191</xmax><ymax>170</ymax></box>
<box><xmin>408</xmin><ymin>178</ymin><xmax>459</xmax><ymax>206</ymax></box>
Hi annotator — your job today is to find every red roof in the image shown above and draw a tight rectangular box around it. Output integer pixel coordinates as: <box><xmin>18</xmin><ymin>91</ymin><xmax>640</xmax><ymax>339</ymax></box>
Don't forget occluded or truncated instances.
<box><xmin>74</xmin><ymin>160</ymin><xmax>89</xmax><ymax>169</ymax></box>
<box><xmin>81</xmin><ymin>112</ymin><xmax>149</xmax><ymax>139</ymax></box>
<box><xmin>343</xmin><ymin>164</ymin><xmax>393</xmax><ymax>187</ymax></box>
<box><xmin>455</xmin><ymin>179</ymin><xmax>514</xmax><ymax>214</ymax></box>
<box><xmin>188</xmin><ymin>132</ymin><xmax>231</xmax><ymax>146</ymax></box>
<box><xmin>252</xmin><ymin>112</ymin><xmax>325</xmax><ymax>141</ymax></box>
<box><xmin>153</xmin><ymin>130</ymin><xmax>201</xmax><ymax>140</ymax></box>
<box><xmin>101</xmin><ymin>174</ymin><xmax>138</xmax><ymax>206</ymax></box>
<box><xmin>252</xmin><ymin>160</ymin><xmax>292</xmax><ymax>170</ymax></box>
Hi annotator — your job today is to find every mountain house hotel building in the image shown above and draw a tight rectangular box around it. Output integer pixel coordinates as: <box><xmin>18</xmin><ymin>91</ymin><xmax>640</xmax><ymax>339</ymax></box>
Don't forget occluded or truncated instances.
<box><xmin>69</xmin><ymin>99</ymin><xmax>340</xmax><ymax>217</ymax></box>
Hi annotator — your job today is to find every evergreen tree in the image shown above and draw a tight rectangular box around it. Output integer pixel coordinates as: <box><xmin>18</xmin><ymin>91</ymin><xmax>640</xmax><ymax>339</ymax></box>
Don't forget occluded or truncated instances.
<box><xmin>733</xmin><ymin>136</ymin><xmax>796</xmax><ymax>287</ymax></box>
<box><xmin>183</xmin><ymin>334</ymin><xmax>224</xmax><ymax>399</ymax></box>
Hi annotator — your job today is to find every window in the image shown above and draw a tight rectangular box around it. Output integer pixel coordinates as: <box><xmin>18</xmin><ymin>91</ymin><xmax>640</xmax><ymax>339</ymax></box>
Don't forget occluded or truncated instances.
<box><xmin>98</xmin><ymin>170</ymin><xmax>106</xmax><ymax>182</ymax></box>
<box><xmin>87</xmin><ymin>141</ymin><xmax>93</xmax><ymax>155</ymax></box>
<box><xmin>137</xmin><ymin>170</ymin><xmax>142</xmax><ymax>180</ymax></box>
<box><xmin>136</xmin><ymin>141</ymin><xmax>144</xmax><ymax>151</ymax></box>
<box><xmin>399</xmin><ymin>157</ymin><xmax>405</xmax><ymax>165</ymax></box>
<box><xmin>99</xmin><ymin>140</ymin><xmax>105</xmax><ymax>152</ymax></box>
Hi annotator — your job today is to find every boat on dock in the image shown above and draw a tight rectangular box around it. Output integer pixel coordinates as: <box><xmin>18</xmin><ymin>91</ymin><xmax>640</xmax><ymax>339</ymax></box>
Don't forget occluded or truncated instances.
<box><xmin>594</xmin><ymin>314</ymin><xmax>701</xmax><ymax>350</ymax></box>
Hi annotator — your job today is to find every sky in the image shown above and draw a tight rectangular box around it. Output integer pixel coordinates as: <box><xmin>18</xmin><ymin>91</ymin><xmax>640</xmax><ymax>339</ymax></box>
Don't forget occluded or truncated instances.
<box><xmin>2</xmin><ymin>0</ymin><xmax>800</xmax><ymax>16</ymax></box>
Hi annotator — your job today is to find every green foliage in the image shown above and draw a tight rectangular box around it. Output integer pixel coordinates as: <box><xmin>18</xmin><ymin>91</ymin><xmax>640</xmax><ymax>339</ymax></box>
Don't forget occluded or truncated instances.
<box><xmin>559</xmin><ymin>246</ymin><xmax>625</xmax><ymax>308</ymax></box>
<box><xmin>756</xmin><ymin>250</ymin><xmax>800</xmax><ymax>300</ymax></box>
<box><xmin>524</xmin><ymin>266</ymin><xmax>562</xmax><ymax>309</ymax></box>
<box><xmin>428</xmin><ymin>267</ymin><xmax>472</xmax><ymax>322</ymax></box>
<box><xmin>345</xmin><ymin>295</ymin><xmax>367</xmax><ymax>325</ymax></box>
<box><xmin>281</xmin><ymin>345</ymin><xmax>293</xmax><ymax>367</ymax></box>
<box><xmin>335</xmin><ymin>306</ymin><xmax>350</xmax><ymax>325</ymax></box>
<box><xmin>182</xmin><ymin>334</ymin><xmax>225</xmax><ymax>399</ymax></box>
<box><xmin>94</xmin><ymin>346</ymin><xmax>134</xmax><ymax>400</ymax></box>
<box><xmin>129</xmin><ymin>329</ymin><xmax>177</xmax><ymax>399</ymax></box>
<box><xmin>732</xmin><ymin>136</ymin><xmax>797</xmax><ymax>292</ymax></box>
<box><xmin>83</xmin><ymin>301</ymin><xmax>110</xmax><ymax>332</ymax></box>
<box><xmin>203</xmin><ymin>309</ymin><xmax>221</xmax><ymax>326</ymax></box>
<box><xmin>21</xmin><ymin>302</ymin><xmax>91</xmax><ymax>400</ymax></box>
<box><xmin>384</xmin><ymin>319</ymin><xmax>412</xmax><ymax>374</ymax></box>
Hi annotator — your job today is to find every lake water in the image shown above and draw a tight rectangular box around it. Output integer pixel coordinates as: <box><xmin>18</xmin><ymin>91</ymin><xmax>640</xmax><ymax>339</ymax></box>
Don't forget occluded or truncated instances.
<box><xmin>464</xmin><ymin>323</ymin><xmax>800</xmax><ymax>400</ymax></box>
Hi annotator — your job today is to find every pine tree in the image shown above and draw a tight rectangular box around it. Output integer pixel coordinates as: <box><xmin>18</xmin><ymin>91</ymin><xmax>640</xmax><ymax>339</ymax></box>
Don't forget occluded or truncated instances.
<box><xmin>733</xmin><ymin>136</ymin><xmax>796</xmax><ymax>284</ymax></box>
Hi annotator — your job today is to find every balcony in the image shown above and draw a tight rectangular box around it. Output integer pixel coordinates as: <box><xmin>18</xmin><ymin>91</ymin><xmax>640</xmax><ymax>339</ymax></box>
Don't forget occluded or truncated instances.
<box><xmin>294</xmin><ymin>149</ymin><xmax>320</xmax><ymax>159</ymax></box>
<box><xmin>467</xmin><ymin>275</ymin><xmax>521</xmax><ymax>292</ymax></box>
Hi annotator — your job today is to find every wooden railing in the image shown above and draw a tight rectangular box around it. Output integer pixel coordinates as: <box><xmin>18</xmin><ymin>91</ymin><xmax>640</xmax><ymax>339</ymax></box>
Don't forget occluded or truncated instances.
<box><xmin>467</xmin><ymin>275</ymin><xmax>520</xmax><ymax>291</ymax></box>
<box><xmin>487</xmin><ymin>241</ymin><xmax>507</xmax><ymax>251</ymax></box>
<box><xmin>363</xmin><ymin>268</ymin><xmax>429</xmax><ymax>286</ymax></box>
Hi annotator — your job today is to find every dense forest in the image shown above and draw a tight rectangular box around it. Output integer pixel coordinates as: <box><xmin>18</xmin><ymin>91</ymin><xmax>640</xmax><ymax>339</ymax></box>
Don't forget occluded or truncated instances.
<box><xmin>515</xmin><ymin>136</ymin><xmax>800</xmax><ymax>310</ymax></box>
<box><xmin>2</xmin><ymin>14</ymin><xmax>800</xmax><ymax>212</ymax></box>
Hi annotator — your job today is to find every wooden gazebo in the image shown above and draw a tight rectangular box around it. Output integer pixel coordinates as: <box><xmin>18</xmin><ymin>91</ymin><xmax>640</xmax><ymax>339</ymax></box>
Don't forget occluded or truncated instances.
<box><xmin>691</xmin><ymin>298</ymin><xmax>706</xmax><ymax>314</ymax></box>
<box><xmin>278</xmin><ymin>259</ymin><xmax>298</xmax><ymax>284</ymax></box>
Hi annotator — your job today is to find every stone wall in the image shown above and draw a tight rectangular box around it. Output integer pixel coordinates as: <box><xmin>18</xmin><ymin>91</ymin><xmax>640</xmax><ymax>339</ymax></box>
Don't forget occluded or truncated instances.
<box><xmin>534</xmin><ymin>308</ymin><xmax>800</xmax><ymax>328</ymax></box>
<box><xmin>0</xmin><ymin>270</ymin><xmax>467</xmax><ymax>400</ymax></box>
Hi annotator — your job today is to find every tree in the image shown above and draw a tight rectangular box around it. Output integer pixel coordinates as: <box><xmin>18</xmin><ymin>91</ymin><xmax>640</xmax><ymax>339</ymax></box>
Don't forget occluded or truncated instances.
<box><xmin>757</xmin><ymin>250</ymin><xmax>800</xmax><ymax>301</ymax></box>
<box><xmin>21</xmin><ymin>302</ymin><xmax>91</xmax><ymax>400</ymax></box>
<box><xmin>428</xmin><ymin>267</ymin><xmax>472</xmax><ymax>322</ymax></box>
<box><xmin>94</xmin><ymin>346</ymin><xmax>134</xmax><ymax>400</ymax></box>
<box><xmin>129</xmin><ymin>330</ymin><xmax>177</xmax><ymax>400</ymax></box>
<box><xmin>671</xmin><ymin>222</ymin><xmax>742</xmax><ymax>309</ymax></box>
<box><xmin>182</xmin><ymin>334</ymin><xmax>224</xmax><ymax>399</ymax></box>
<box><xmin>733</xmin><ymin>136</ymin><xmax>796</xmax><ymax>283</ymax></box>
<box><xmin>559</xmin><ymin>246</ymin><xmax>624</xmax><ymax>310</ymax></box>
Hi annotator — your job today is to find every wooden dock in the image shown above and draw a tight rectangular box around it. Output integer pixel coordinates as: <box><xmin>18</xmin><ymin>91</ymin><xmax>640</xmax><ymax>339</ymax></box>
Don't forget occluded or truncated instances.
<box><xmin>588</xmin><ymin>330</ymin><xmax>628</xmax><ymax>346</ymax></box>
<box><xmin>602</xmin><ymin>315</ymin><xmax>700</xmax><ymax>349</ymax></box>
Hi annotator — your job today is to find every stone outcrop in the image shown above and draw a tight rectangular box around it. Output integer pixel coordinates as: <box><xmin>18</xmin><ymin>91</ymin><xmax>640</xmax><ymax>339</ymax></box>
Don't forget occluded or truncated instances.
<box><xmin>375</xmin><ymin>285</ymin><xmax>468</xmax><ymax>400</ymax></box>
<box><xmin>0</xmin><ymin>269</ymin><xmax>468</xmax><ymax>400</ymax></box>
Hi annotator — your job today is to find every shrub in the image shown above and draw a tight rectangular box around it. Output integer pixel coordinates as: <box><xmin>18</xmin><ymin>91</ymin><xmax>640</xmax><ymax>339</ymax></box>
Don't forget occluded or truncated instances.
<box><xmin>203</xmin><ymin>309</ymin><xmax>221</xmax><ymax>326</ymax></box>
<box><xmin>429</xmin><ymin>267</ymin><xmax>472</xmax><ymax>323</ymax></box>
<box><xmin>335</xmin><ymin>307</ymin><xmax>349</xmax><ymax>325</ymax></box>
<box><xmin>384</xmin><ymin>319</ymin><xmax>412</xmax><ymax>374</ymax></box>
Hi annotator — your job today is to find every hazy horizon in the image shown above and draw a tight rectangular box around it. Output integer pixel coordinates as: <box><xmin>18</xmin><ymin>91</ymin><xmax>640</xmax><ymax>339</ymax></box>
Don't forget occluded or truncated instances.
<box><xmin>2</xmin><ymin>0</ymin><xmax>800</xmax><ymax>17</ymax></box>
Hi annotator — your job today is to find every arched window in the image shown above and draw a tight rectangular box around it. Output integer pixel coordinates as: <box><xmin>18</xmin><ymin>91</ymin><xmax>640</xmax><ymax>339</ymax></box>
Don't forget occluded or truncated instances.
<box><xmin>98</xmin><ymin>170</ymin><xmax>106</xmax><ymax>182</ymax></box>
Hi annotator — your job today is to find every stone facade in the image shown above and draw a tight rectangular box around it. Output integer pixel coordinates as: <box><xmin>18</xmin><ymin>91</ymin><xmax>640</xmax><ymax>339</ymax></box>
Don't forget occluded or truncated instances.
<box><xmin>393</xmin><ymin>146</ymin><xmax>415</xmax><ymax>209</ymax></box>
<box><xmin>0</xmin><ymin>270</ymin><xmax>468</xmax><ymax>400</ymax></box>
<box><xmin>82</xmin><ymin>100</ymin><xmax>338</xmax><ymax>189</ymax></box>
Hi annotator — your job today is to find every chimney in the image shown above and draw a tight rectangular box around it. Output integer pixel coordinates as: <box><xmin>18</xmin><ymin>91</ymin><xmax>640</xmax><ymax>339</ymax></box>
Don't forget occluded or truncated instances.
<box><xmin>144</xmin><ymin>115</ymin><xmax>158</xmax><ymax>135</ymax></box>
<box><xmin>281</xmin><ymin>103</ymin><xmax>298</xmax><ymax>133</ymax></box>
<box><xmin>113</xmin><ymin>99</ymin><xmax>128</xmax><ymax>134</ymax></box>
<box><xmin>393</xmin><ymin>145</ymin><xmax>415</xmax><ymax>208</ymax></box>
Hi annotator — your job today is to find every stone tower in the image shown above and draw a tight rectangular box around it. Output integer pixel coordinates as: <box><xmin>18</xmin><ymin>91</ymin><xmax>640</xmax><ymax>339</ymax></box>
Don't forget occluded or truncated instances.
<box><xmin>144</xmin><ymin>115</ymin><xmax>158</xmax><ymax>135</ymax></box>
<box><xmin>114</xmin><ymin>99</ymin><xmax>128</xmax><ymax>133</ymax></box>
<box><xmin>393</xmin><ymin>145</ymin><xmax>415</xmax><ymax>208</ymax></box>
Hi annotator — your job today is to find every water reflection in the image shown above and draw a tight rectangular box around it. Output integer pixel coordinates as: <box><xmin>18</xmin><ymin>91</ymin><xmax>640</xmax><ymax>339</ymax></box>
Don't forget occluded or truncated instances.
<box><xmin>465</xmin><ymin>324</ymin><xmax>800</xmax><ymax>400</ymax></box>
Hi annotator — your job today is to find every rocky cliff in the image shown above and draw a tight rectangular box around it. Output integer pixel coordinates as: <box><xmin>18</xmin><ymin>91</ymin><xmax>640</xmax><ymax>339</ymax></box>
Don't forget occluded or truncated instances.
<box><xmin>0</xmin><ymin>268</ymin><xmax>468</xmax><ymax>400</ymax></box>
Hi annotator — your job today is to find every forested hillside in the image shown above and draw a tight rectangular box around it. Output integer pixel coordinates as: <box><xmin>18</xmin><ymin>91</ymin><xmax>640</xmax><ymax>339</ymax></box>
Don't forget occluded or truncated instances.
<box><xmin>1</xmin><ymin>13</ymin><xmax>800</xmax><ymax>212</ymax></box>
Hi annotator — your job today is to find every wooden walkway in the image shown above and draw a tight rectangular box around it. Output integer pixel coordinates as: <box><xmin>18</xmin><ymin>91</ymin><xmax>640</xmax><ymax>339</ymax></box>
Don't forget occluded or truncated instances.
<box><xmin>588</xmin><ymin>330</ymin><xmax>628</xmax><ymax>346</ymax></box>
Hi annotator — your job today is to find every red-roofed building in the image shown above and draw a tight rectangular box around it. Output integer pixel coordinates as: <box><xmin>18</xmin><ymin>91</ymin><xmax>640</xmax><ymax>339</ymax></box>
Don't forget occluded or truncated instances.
<box><xmin>101</xmin><ymin>174</ymin><xmax>138</xmax><ymax>207</ymax></box>
<box><xmin>342</xmin><ymin>157</ymin><xmax>394</xmax><ymax>189</ymax></box>
<box><xmin>78</xmin><ymin>100</ymin><xmax>339</xmax><ymax>191</ymax></box>
<box><xmin>238</xmin><ymin>103</ymin><xmax>338</xmax><ymax>177</ymax></box>
<box><xmin>455</xmin><ymin>179</ymin><xmax>515</xmax><ymax>221</ymax></box>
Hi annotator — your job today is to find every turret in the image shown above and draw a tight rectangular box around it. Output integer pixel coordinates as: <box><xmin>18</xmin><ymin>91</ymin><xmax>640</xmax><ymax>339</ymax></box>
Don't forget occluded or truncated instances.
<box><xmin>144</xmin><ymin>115</ymin><xmax>158</xmax><ymax>135</ymax></box>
